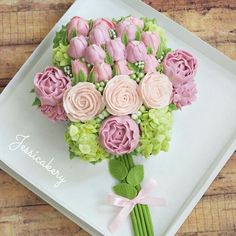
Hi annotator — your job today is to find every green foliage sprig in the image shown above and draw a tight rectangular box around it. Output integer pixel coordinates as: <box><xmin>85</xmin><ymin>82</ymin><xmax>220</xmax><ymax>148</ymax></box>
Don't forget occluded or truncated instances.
<box><xmin>53</xmin><ymin>25</ymin><xmax>68</xmax><ymax>48</ymax></box>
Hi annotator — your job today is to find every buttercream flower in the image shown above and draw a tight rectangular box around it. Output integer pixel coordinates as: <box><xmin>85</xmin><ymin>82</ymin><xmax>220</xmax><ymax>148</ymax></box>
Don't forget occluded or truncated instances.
<box><xmin>89</xmin><ymin>26</ymin><xmax>110</xmax><ymax>46</ymax></box>
<box><xmin>138</xmin><ymin>107</ymin><xmax>173</xmax><ymax>157</ymax></box>
<box><xmin>172</xmin><ymin>80</ymin><xmax>197</xmax><ymax>109</ymax></box>
<box><xmin>67</xmin><ymin>36</ymin><xmax>88</xmax><ymax>59</ymax></box>
<box><xmin>103</xmin><ymin>75</ymin><xmax>142</xmax><ymax>116</ymax></box>
<box><xmin>65</xmin><ymin>120</ymin><xmax>110</xmax><ymax>162</ymax></box>
<box><xmin>106</xmin><ymin>37</ymin><xmax>125</xmax><ymax>61</ymax></box>
<box><xmin>143</xmin><ymin>20</ymin><xmax>168</xmax><ymax>58</ymax></box>
<box><xmin>141</xmin><ymin>31</ymin><xmax>160</xmax><ymax>55</ymax></box>
<box><xmin>63</xmin><ymin>82</ymin><xmax>104</xmax><ymax>122</ymax></box>
<box><xmin>93</xmin><ymin>18</ymin><xmax>116</xmax><ymax>29</ymax></box>
<box><xmin>126</xmin><ymin>41</ymin><xmax>147</xmax><ymax>63</ymax></box>
<box><xmin>163</xmin><ymin>49</ymin><xmax>198</xmax><ymax>85</ymax></box>
<box><xmin>93</xmin><ymin>63</ymin><xmax>112</xmax><ymax>82</ymax></box>
<box><xmin>71</xmin><ymin>60</ymin><xmax>89</xmax><ymax>78</ymax></box>
<box><xmin>124</xmin><ymin>16</ymin><xmax>144</xmax><ymax>29</ymax></box>
<box><xmin>34</xmin><ymin>67</ymin><xmax>71</xmax><ymax>106</ymax></box>
<box><xmin>144</xmin><ymin>54</ymin><xmax>159</xmax><ymax>73</ymax></box>
<box><xmin>84</xmin><ymin>44</ymin><xmax>106</xmax><ymax>65</ymax></box>
<box><xmin>40</xmin><ymin>104</ymin><xmax>67</xmax><ymax>121</ymax></box>
<box><xmin>99</xmin><ymin>115</ymin><xmax>140</xmax><ymax>155</ymax></box>
<box><xmin>116</xmin><ymin>21</ymin><xmax>137</xmax><ymax>42</ymax></box>
<box><xmin>52</xmin><ymin>44</ymin><xmax>70</xmax><ymax>67</ymax></box>
<box><xmin>114</xmin><ymin>60</ymin><xmax>132</xmax><ymax>75</ymax></box>
<box><xmin>67</xmin><ymin>16</ymin><xmax>89</xmax><ymax>40</ymax></box>
<box><xmin>139</xmin><ymin>72</ymin><xmax>172</xmax><ymax>109</ymax></box>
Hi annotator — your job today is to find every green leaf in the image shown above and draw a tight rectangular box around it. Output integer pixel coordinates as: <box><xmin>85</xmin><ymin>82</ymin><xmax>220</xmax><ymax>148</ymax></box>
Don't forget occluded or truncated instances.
<box><xmin>147</xmin><ymin>46</ymin><xmax>153</xmax><ymax>55</ymax></box>
<box><xmin>128</xmin><ymin>63</ymin><xmax>139</xmax><ymax>73</ymax></box>
<box><xmin>72</xmin><ymin>75</ymin><xmax>79</xmax><ymax>86</ymax></box>
<box><xmin>164</xmin><ymin>47</ymin><xmax>172</xmax><ymax>55</ymax></box>
<box><xmin>135</xmin><ymin>29</ymin><xmax>141</xmax><ymax>41</ymax></box>
<box><xmin>101</xmin><ymin>44</ymin><xmax>106</xmax><ymax>50</ymax></box>
<box><xmin>112</xmin><ymin>66</ymin><xmax>117</xmax><ymax>77</ymax></box>
<box><xmin>71</xmin><ymin>28</ymin><xmax>77</xmax><ymax>38</ymax></box>
<box><xmin>109</xmin><ymin>159</ymin><xmax>128</xmax><ymax>181</ymax></box>
<box><xmin>88</xmin><ymin>19</ymin><xmax>93</xmax><ymax>31</ymax></box>
<box><xmin>113</xmin><ymin>183</ymin><xmax>137</xmax><ymax>199</ymax></box>
<box><xmin>29</xmin><ymin>88</ymin><xmax>35</xmax><ymax>93</ymax></box>
<box><xmin>105</xmin><ymin>51</ymin><xmax>114</xmax><ymax>65</ymax></box>
<box><xmin>69</xmin><ymin>151</ymin><xmax>76</xmax><ymax>160</ymax></box>
<box><xmin>157</xmin><ymin>43</ymin><xmax>164</xmax><ymax>59</ymax></box>
<box><xmin>156</xmin><ymin>64</ymin><xmax>164</xmax><ymax>73</ymax></box>
<box><xmin>127</xmin><ymin>165</ymin><xmax>144</xmax><ymax>186</ymax></box>
<box><xmin>113</xmin><ymin>16</ymin><xmax>126</xmax><ymax>24</ymax></box>
<box><xmin>53</xmin><ymin>25</ymin><xmax>68</xmax><ymax>48</ymax></box>
<box><xmin>88</xmin><ymin>71</ymin><xmax>95</xmax><ymax>83</ymax></box>
<box><xmin>78</xmin><ymin>70</ymin><xmax>87</xmax><ymax>82</ymax></box>
<box><xmin>90</xmin><ymin>159</ymin><xmax>103</xmax><ymax>165</ymax></box>
<box><xmin>157</xmin><ymin>44</ymin><xmax>172</xmax><ymax>59</ymax></box>
<box><xmin>32</xmin><ymin>97</ymin><xmax>41</xmax><ymax>107</ymax></box>
<box><xmin>112</xmin><ymin>17</ymin><xmax>117</xmax><ymax>23</ymax></box>
<box><xmin>168</xmin><ymin>103</ymin><xmax>177</xmax><ymax>112</ymax></box>
<box><xmin>121</xmin><ymin>33</ymin><xmax>129</xmax><ymax>46</ymax></box>
<box><xmin>141</xmin><ymin>17</ymin><xmax>157</xmax><ymax>31</ymax></box>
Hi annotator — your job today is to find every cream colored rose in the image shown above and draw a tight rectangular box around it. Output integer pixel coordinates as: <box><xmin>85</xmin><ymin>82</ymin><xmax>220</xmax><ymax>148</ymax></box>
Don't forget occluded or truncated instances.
<box><xmin>63</xmin><ymin>82</ymin><xmax>104</xmax><ymax>122</ymax></box>
<box><xmin>139</xmin><ymin>72</ymin><xmax>172</xmax><ymax>109</ymax></box>
<box><xmin>103</xmin><ymin>75</ymin><xmax>142</xmax><ymax>116</ymax></box>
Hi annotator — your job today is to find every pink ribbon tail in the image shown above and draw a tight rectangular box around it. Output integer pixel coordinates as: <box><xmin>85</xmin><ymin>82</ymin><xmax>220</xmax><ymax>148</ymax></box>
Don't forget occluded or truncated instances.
<box><xmin>108</xmin><ymin>178</ymin><xmax>166</xmax><ymax>233</ymax></box>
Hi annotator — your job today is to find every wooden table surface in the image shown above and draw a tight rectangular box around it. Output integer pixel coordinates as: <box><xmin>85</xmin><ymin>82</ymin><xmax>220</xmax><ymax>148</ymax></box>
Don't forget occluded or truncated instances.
<box><xmin>0</xmin><ymin>0</ymin><xmax>235</xmax><ymax>235</ymax></box>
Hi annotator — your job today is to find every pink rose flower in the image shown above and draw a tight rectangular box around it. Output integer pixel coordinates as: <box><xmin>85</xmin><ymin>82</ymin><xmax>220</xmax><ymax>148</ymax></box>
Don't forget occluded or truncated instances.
<box><xmin>141</xmin><ymin>31</ymin><xmax>160</xmax><ymax>55</ymax></box>
<box><xmin>93</xmin><ymin>63</ymin><xmax>112</xmax><ymax>82</ymax></box>
<box><xmin>163</xmin><ymin>49</ymin><xmax>198</xmax><ymax>85</ymax></box>
<box><xmin>103</xmin><ymin>75</ymin><xmax>142</xmax><ymax>116</ymax></box>
<box><xmin>172</xmin><ymin>80</ymin><xmax>197</xmax><ymax>109</ymax></box>
<box><xmin>89</xmin><ymin>25</ymin><xmax>110</xmax><ymax>46</ymax></box>
<box><xmin>116</xmin><ymin>21</ymin><xmax>137</xmax><ymax>42</ymax></box>
<box><xmin>139</xmin><ymin>72</ymin><xmax>173</xmax><ymax>109</ymax></box>
<box><xmin>34</xmin><ymin>67</ymin><xmax>71</xmax><ymax>106</ymax></box>
<box><xmin>67</xmin><ymin>16</ymin><xmax>89</xmax><ymax>40</ymax></box>
<box><xmin>84</xmin><ymin>44</ymin><xmax>106</xmax><ymax>65</ymax></box>
<box><xmin>114</xmin><ymin>60</ymin><xmax>132</xmax><ymax>75</ymax></box>
<box><xmin>126</xmin><ymin>41</ymin><xmax>147</xmax><ymax>63</ymax></box>
<box><xmin>67</xmin><ymin>36</ymin><xmax>88</xmax><ymax>59</ymax></box>
<box><xmin>63</xmin><ymin>82</ymin><xmax>104</xmax><ymax>122</ymax></box>
<box><xmin>40</xmin><ymin>104</ymin><xmax>67</xmax><ymax>121</ymax></box>
<box><xmin>71</xmin><ymin>60</ymin><xmax>89</xmax><ymax>78</ymax></box>
<box><xmin>93</xmin><ymin>18</ymin><xmax>116</xmax><ymax>29</ymax></box>
<box><xmin>99</xmin><ymin>115</ymin><xmax>140</xmax><ymax>155</ymax></box>
<box><xmin>106</xmin><ymin>37</ymin><xmax>125</xmax><ymax>61</ymax></box>
<box><xmin>144</xmin><ymin>54</ymin><xmax>159</xmax><ymax>73</ymax></box>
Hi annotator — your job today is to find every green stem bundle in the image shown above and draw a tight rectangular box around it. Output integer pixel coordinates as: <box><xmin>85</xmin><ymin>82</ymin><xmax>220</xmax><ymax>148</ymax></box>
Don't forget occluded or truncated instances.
<box><xmin>120</xmin><ymin>155</ymin><xmax>154</xmax><ymax>236</ymax></box>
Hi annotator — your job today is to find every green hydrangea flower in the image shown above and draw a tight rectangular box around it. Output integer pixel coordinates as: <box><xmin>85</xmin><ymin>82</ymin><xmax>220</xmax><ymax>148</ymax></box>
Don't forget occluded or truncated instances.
<box><xmin>142</xmin><ymin>17</ymin><xmax>171</xmax><ymax>59</ymax></box>
<box><xmin>138</xmin><ymin>107</ymin><xmax>173</xmax><ymax>158</ymax></box>
<box><xmin>65</xmin><ymin>120</ymin><xmax>110</xmax><ymax>163</ymax></box>
<box><xmin>52</xmin><ymin>43</ymin><xmax>71</xmax><ymax>67</ymax></box>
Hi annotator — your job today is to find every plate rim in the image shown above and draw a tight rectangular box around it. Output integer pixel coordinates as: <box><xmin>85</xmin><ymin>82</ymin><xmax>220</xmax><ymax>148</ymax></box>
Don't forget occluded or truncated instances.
<box><xmin>0</xmin><ymin>0</ymin><xmax>236</xmax><ymax>235</ymax></box>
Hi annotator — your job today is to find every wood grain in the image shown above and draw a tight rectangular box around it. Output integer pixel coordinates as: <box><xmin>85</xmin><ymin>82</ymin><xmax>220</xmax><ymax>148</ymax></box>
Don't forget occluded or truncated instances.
<box><xmin>0</xmin><ymin>0</ymin><xmax>236</xmax><ymax>235</ymax></box>
<box><xmin>0</xmin><ymin>10</ymin><xmax>66</xmax><ymax>45</ymax></box>
<box><xmin>143</xmin><ymin>0</ymin><xmax>236</xmax><ymax>12</ymax></box>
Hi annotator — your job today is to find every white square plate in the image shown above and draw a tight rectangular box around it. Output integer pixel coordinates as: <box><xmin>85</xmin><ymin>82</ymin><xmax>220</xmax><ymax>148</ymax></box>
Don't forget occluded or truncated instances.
<box><xmin>0</xmin><ymin>0</ymin><xmax>236</xmax><ymax>235</ymax></box>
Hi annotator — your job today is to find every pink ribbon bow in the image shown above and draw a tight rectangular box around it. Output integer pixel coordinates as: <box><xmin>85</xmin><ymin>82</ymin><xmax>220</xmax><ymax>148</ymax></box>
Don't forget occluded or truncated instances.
<box><xmin>108</xmin><ymin>178</ymin><xmax>166</xmax><ymax>233</ymax></box>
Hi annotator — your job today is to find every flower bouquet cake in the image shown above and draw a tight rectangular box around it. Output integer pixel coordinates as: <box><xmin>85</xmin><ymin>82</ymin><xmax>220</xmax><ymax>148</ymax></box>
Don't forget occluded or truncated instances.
<box><xmin>31</xmin><ymin>15</ymin><xmax>197</xmax><ymax>236</ymax></box>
